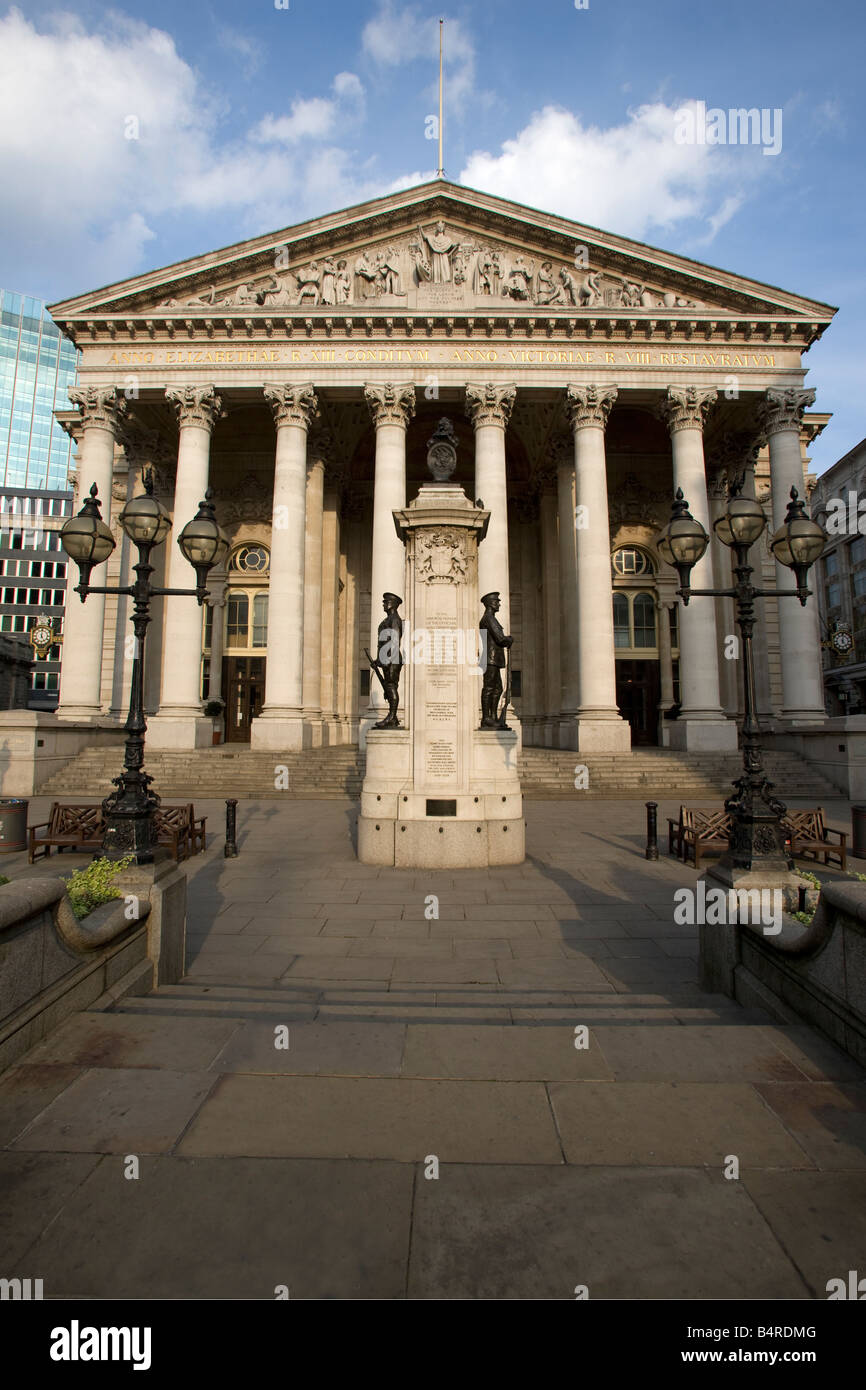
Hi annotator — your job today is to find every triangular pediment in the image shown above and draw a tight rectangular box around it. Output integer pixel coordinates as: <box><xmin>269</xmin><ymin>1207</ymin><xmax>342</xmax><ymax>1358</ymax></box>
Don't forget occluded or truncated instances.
<box><xmin>48</xmin><ymin>181</ymin><xmax>835</xmax><ymax>331</ymax></box>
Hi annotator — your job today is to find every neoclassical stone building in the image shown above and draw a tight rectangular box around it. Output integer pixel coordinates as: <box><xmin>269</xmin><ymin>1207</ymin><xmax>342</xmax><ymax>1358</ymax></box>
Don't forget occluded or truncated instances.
<box><xmin>47</xmin><ymin>180</ymin><xmax>834</xmax><ymax>755</ymax></box>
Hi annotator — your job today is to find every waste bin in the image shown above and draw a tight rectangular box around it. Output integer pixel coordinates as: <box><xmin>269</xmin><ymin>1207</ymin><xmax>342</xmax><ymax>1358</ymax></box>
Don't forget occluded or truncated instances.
<box><xmin>852</xmin><ymin>805</ymin><xmax>866</xmax><ymax>859</ymax></box>
<box><xmin>0</xmin><ymin>798</ymin><xmax>28</xmax><ymax>854</ymax></box>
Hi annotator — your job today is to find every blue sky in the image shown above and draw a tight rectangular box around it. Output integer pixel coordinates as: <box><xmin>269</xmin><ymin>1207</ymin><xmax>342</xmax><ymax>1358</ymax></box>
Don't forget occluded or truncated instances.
<box><xmin>1</xmin><ymin>0</ymin><xmax>863</xmax><ymax>472</ymax></box>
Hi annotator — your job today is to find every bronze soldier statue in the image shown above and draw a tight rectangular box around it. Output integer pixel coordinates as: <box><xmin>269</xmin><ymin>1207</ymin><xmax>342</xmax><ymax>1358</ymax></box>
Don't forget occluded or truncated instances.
<box><xmin>367</xmin><ymin>593</ymin><xmax>404</xmax><ymax>729</ymax></box>
<box><xmin>479</xmin><ymin>591</ymin><xmax>513</xmax><ymax>729</ymax></box>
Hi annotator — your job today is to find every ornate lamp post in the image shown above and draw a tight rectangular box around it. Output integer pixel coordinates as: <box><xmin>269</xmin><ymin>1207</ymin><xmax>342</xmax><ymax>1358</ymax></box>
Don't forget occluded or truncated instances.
<box><xmin>656</xmin><ymin>482</ymin><xmax>827</xmax><ymax>875</ymax></box>
<box><xmin>61</xmin><ymin>474</ymin><xmax>227</xmax><ymax>862</ymax></box>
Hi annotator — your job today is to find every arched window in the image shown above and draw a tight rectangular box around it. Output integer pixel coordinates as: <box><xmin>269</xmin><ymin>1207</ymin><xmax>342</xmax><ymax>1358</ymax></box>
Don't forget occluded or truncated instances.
<box><xmin>230</xmin><ymin>544</ymin><xmax>270</xmax><ymax>574</ymax></box>
<box><xmin>226</xmin><ymin>592</ymin><xmax>249</xmax><ymax>646</ymax></box>
<box><xmin>611</xmin><ymin>593</ymin><xmax>659</xmax><ymax>652</ymax></box>
<box><xmin>613</xmin><ymin>547</ymin><xmax>653</xmax><ymax>577</ymax></box>
<box><xmin>633</xmin><ymin>593</ymin><xmax>656</xmax><ymax>648</ymax></box>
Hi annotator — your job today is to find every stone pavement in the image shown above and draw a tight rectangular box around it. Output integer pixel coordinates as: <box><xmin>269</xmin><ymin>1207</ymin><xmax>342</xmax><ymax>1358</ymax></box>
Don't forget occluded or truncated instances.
<box><xmin>1</xmin><ymin>797</ymin><xmax>864</xmax><ymax>1300</ymax></box>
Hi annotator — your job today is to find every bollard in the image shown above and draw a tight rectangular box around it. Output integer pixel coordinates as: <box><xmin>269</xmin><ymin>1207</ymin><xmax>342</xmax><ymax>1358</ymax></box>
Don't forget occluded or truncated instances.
<box><xmin>224</xmin><ymin>799</ymin><xmax>239</xmax><ymax>858</ymax></box>
<box><xmin>645</xmin><ymin>801</ymin><xmax>659</xmax><ymax>860</ymax></box>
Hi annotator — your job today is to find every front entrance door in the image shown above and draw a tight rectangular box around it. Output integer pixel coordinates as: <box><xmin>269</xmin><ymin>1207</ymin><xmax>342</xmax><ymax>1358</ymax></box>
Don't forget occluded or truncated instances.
<box><xmin>224</xmin><ymin>657</ymin><xmax>266</xmax><ymax>743</ymax></box>
<box><xmin>615</xmin><ymin>659</ymin><xmax>661</xmax><ymax>746</ymax></box>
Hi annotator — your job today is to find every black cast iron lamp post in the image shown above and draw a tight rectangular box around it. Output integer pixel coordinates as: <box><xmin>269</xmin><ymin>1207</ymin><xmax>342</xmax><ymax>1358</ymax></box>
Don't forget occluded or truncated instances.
<box><xmin>61</xmin><ymin>475</ymin><xmax>227</xmax><ymax>863</ymax></box>
<box><xmin>656</xmin><ymin>483</ymin><xmax>828</xmax><ymax>875</ymax></box>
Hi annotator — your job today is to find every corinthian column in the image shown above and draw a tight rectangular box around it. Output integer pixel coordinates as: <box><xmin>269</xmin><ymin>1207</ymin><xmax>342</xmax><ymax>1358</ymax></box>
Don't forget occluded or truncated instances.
<box><xmin>364</xmin><ymin>383</ymin><xmax>415</xmax><ymax>726</ymax></box>
<box><xmin>302</xmin><ymin>428</ymin><xmax>330</xmax><ymax>747</ymax></box>
<box><xmin>658</xmin><ymin>386</ymin><xmax>736</xmax><ymax>751</ymax></box>
<box><xmin>757</xmin><ymin>387</ymin><xmax>825</xmax><ymax>722</ymax></box>
<box><xmin>564</xmin><ymin>384</ymin><xmax>630</xmax><ymax>751</ymax></box>
<box><xmin>252</xmin><ymin>384</ymin><xmax>318</xmax><ymax>751</ymax></box>
<box><xmin>554</xmin><ymin>437</ymin><xmax>579</xmax><ymax>729</ymax></box>
<box><xmin>149</xmin><ymin>385</ymin><xmax>223</xmax><ymax>749</ymax></box>
<box><xmin>465</xmin><ymin>383</ymin><xmax>516</xmax><ymax>628</ymax></box>
<box><xmin>57</xmin><ymin>386</ymin><xmax>127</xmax><ymax>720</ymax></box>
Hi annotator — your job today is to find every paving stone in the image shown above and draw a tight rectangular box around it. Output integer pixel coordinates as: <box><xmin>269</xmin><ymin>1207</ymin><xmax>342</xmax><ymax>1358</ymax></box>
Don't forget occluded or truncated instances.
<box><xmin>591</xmin><ymin>1024</ymin><xmax>811</xmax><ymax>1082</ymax></box>
<box><xmin>11</xmin><ymin>1069</ymin><xmax>216</xmax><ymax>1154</ymax></box>
<box><xmin>350</xmin><ymin>938</ymin><xmax>453</xmax><ymax>959</ymax></box>
<box><xmin>452</xmin><ymin>938</ymin><xmax>514</xmax><ymax>959</ymax></box>
<box><xmin>391</xmin><ymin>959</ymin><xmax>499</xmax><ymax>984</ymax></box>
<box><xmin>402</xmin><ymin>1025</ymin><xmax>611</xmax><ymax>1081</ymax></box>
<box><xmin>19</xmin><ymin>1155</ymin><xmax>412</xmax><ymax>1299</ymax></box>
<box><xmin>0</xmin><ymin>1151</ymin><xmax>103</xmax><ymax>1269</ymax></box>
<box><xmin>741</xmin><ymin>1170</ymin><xmax>866</xmax><ymax>1298</ymax></box>
<box><xmin>284</xmin><ymin>956</ymin><xmax>394</xmax><ymax>981</ymax></box>
<box><xmin>496</xmin><ymin>959</ymin><xmax>612</xmax><ymax>991</ymax></box>
<box><xmin>253</xmin><ymin>935</ymin><xmax>352</xmax><ymax>955</ymax></box>
<box><xmin>550</xmin><ymin>1080</ymin><xmax>814</xmax><ymax>1167</ymax></box>
<box><xmin>0</xmin><ymin>1064</ymin><xmax>81</xmax><ymax>1146</ymax></box>
<box><xmin>407</xmin><ymin>1165</ymin><xmax>808</xmax><ymax>1299</ymax></box>
<box><xmin>214</xmin><ymin>1021</ymin><xmax>406</xmax><ymax>1076</ymax></box>
<box><xmin>179</xmin><ymin>1074</ymin><xmax>563</xmax><ymax>1163</ymax></box>
<box><xmin>17</xmin><ymin>1013</ymin><xmax>240</xmax><ymax>1072</ymax></box>
<box><xmin>754</xmin><ymin>1083</ymin><xmax>866</xmax><ymax>1170</ymax></box>
<box><xmin>757</xmin><ymin>1025</ymin><xmax>866</xmax><ymax>1083</ymax></box>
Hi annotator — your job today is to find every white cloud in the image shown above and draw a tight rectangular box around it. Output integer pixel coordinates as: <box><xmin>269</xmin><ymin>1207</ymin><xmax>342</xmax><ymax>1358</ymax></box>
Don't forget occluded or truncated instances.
<box><xmin>216</xmin><ymin>24</ymin><xmax>263</xmax><ymax>79</ymax></box>
<box><xmin>0</xmin><ymin>9</ymin><xmax>380</xmax><ymax>295</ymax></box>
<box><xmin>362</xmin><ymin>2</ymin><xmax>478</xmax><ymax>114</ymax></box>
<box><xmin>460</xmin><ymin>102</ymin><xmax>762</xmax><ymax>242</ymax></box>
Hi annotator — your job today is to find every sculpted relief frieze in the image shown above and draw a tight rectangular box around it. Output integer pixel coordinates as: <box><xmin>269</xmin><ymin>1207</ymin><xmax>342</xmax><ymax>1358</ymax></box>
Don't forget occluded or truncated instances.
<box><xmin>156</xmin><ymin>224</ymin><xmax>707</xmax><ymax>314</ymax></box>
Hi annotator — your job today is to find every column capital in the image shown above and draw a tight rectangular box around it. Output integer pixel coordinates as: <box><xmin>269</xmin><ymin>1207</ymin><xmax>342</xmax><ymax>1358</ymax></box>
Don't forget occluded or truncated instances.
<box><xmin>657</xmin><ymin>385</ymin><xmax>717</xmax><ymax>433</ymax></box>
<box><xmin>565</xmin><ymin>384</ymin><xmax>618</xmax><ymax>431</ymax></box>
<box><xmin>166</xmin><ymin>384</ymin><xmax>225</xmax><ymax>432</ymax></box>
<box><xmin>67</xmin><ymin>385</ymin><xmax>127</xmax><ymax>433</ymax></box>
<box><xmin>364</xmin><ymin>382</ymin><xmax>416</xmax><ymax>429</ymax></box>
<box><xmin>264</xmin><ymin>383</ymin><xmax>318</xmax><ymax>430</ymax></box>
<box><xmin>757</xmin><ymin>386</ymin><xmax>817</xmax><ymax>437</ymax></box>
<box><xmin>465</xmin><ymin>382</ymin><xmax>516</xmax><ymax>430</ymax></box>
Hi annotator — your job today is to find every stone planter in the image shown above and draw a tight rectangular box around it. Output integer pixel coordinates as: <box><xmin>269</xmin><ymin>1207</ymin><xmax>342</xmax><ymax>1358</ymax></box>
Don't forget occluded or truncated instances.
<box><xmin>55</xmin><ymin>892</ymin><xmax>147</xmax><ymax>952</ymax></box>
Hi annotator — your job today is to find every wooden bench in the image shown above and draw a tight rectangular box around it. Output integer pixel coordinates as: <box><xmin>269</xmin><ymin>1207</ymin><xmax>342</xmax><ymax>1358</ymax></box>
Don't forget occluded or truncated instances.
<box><xmin>782</xmin><ymin>808</ymin><xmax>847</xmax><ymax>871</ymax></box>
<box><xmin>154</xmin><ymin>804</ymin><xmax>207</xmax><ymax>861</ymax></box>
<box><xmin>668</xmin><ymin>807</ymin><xmax>733</xmax><ymax>868</ymax></box>
<box><xmin>28</xmin><ymin>804</ymin><xmax>105</xmax><ymax>863</ymax></box>
<box><xmin>29</xmin><ymin>802</ymin><xmax>207</xmax><ymax>864</ymax></box>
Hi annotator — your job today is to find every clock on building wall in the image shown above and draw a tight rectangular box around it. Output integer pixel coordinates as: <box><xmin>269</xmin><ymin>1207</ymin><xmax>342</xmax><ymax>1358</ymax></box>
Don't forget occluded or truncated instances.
<box><xmin>29</xmin><ymin>614</ymin><xmax>62</xmax><ymax>659</ymax></box>
<box><xmin>823</xmin><ymin>621</ymin><xmax>853</xmax><ymax>663</ymax></box>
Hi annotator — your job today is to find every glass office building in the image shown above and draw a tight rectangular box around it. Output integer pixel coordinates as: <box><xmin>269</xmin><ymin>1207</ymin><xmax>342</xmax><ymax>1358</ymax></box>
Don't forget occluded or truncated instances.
<box><xmin>0</xmin><ymin>290</ymin><xmax>79</xmax><ymax>707</ymax></box>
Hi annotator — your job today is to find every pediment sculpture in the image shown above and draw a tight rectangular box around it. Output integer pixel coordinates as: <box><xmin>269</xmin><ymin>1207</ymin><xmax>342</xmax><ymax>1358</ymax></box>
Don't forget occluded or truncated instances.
<box><xmin>156</xmin><ymin>228</ymin><xmax>705</xmax><ymax>312</ymax></box>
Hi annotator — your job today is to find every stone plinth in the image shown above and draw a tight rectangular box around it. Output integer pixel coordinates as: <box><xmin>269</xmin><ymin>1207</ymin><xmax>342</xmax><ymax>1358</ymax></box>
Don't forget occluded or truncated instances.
<box><xmin>358</xmin><ymin>482</ymin><xmax>524</xmax><ymax>867</ymax></box>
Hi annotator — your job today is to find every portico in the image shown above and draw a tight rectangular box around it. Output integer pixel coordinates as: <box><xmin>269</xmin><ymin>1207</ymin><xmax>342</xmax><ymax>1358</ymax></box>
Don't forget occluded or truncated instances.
<box><xmin>45</xmin><ymin>181</ymin><xmax>834</xmax><ymax>758</ymax></box>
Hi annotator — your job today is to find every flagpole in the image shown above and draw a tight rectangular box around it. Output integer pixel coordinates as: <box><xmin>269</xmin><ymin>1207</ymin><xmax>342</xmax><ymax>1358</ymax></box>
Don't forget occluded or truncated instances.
<box><xmin>437</xmin><ymin>18</ymin><xmax>444</xmax><ymax>178</ymax></box>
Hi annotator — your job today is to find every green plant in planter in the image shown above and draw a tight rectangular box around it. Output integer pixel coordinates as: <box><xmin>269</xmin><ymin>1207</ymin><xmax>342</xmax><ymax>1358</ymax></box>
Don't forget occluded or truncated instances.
<box><xmin>0</xmin><ymin>874</ymin><xmax>9</xmax><ymax>886</ymax></box>
<box><xmin>204</xmin><ymin>699</ymin><xmax>225</xmax><ymax>717</ymax></box>
<box><xmin>66</xmin><ymin>855</ymin><xmax>134</xmax><ymax>920</ymax></box>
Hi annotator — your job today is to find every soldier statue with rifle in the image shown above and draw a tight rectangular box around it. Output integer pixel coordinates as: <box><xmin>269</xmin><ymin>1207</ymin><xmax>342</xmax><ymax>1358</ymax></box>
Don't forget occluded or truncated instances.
<box><xmin>479</xmin><ymin>591</ymin><xmax>513</xmax><ymax>729</ymax></box>
<box><xmin>366</xmin><ymin>592</ymin><xmax>403</xmax><ymax>729</ymax></box>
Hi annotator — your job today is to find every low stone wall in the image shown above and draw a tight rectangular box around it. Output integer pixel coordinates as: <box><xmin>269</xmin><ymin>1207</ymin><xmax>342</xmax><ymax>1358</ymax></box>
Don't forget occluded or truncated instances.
<box><xmin>0</xmin><ymin>710</ymin><xmax>125</xmax><ymax>795</ymax></box>
<box><xmin>768</xmin><ymin>716</ymin><xmax>866</xmax><ymax>799</ymax></box>
<box><xmin>701</xmin><ymin>879</ymin><xmax>866</xmax><ymax>1066</ymax></box>
<box><xmin>0</xmin><ymin>852</ymin><xmax>187</xmax><ymax>1071</ymax></box>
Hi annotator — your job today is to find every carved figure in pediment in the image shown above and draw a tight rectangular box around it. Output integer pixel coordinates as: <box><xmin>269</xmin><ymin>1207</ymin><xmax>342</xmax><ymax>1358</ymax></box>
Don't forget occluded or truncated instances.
<box><xmin>320</xmin><ymin>258</ymin><xmax>337</xmax><ymax>305</ymax></box>
<box><xmin>559</xmin><ymin>267</ymin><xmax>578</xmax><ymax>305</ymax></box>
<box><xmin>335</xmin><ymin>259</ymin><xmax>351</xmax><ymax>304</ymax></box>
<box><xmin>296</xmin><ymin>262</ymin><xmax>321</xmax><ymax>305</ymax></box>
<box><xmin>260</xmin><ymin>275</ymin><xmax>293</xmax><ymax>307</ymax></box>
<box><xmin>376</xmin><ymin>246</ymin><xmax>402</xmax><ymax>295</ymax></box>
<box><xmin>409</xmin><ymin>241</ymin><xmax>432</xmax><ymax>284</ymax></box>
<box><xmin>505</xmin><ymin>256</ymin><xmax>534</xmax><ymax>300</ymax></box>
<box><xmin>473</xmin><ymin>249</ymin><xmax>495</xmax><ymax>295</ymax></box>
<box><xmin>640</xmin><ymin>287</ymin><xmax>658</xmax><ymax>308</ymax></box>
<box><xmin>620</xmin><ymin>280</ymin><xmax>644</xmax><ymax>308</ymax></box>
<box><xmin>222</xmin><ymin>283</ymin><xmax>259</xmax><ymax>307</ymax></box>
<box><xmin>354</xmin><ymin>251</ymin><xmax>378</xmax><ymax>299</ymax></box>
<box><xmin>536</xmin><ymin>261</ymin><xmax>562</xmax><ymax>306</ymax></box>
<box><xmin>417</xmin><ymin>220</ymin><xmax>459</xmax><ymax>283</ymax></box>
<box><xmin>160</xmin><ymin>284</ymin><xmax>220</xmax><ymax>308</ymax></box>
<box><xmin>578</xmin><ymin>271</ymin><xmax>604</xmax><ymax>306</ymax></box>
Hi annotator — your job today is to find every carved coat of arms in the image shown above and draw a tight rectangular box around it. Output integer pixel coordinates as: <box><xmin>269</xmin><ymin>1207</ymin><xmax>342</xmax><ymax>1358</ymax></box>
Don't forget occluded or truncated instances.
<box><xmin>417</xmin><ymin>529</ymin><xmax>468</xmax><ymax>584</ymax></box>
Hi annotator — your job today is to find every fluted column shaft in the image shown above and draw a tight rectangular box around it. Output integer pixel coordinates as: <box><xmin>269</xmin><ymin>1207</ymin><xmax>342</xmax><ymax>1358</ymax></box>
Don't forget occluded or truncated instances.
<box><xmin>57</xmin><ymin>387</ymin><xmax>126</xmax><ymax>719</ymax></box>
<box><xmin>556</xmin><ymin>447</ymin><xmax>580</xmax><ymax>714</ymax></box>
<box><xmin>564</xmin><ymin>385</ymin><xmax>629</xmax><ymax>750</ymax></box>
<box><xmin>253</xmin><ymin>385</ymin><xmax>318</xmax><ymax>748</ymax></box>
<box><xmin>157</xmin><ymin>386</ymin><xmax>223</xmax><ymax>719</ymax></box>
<box><xmin>365</xmin><ymin>383</ymin><xmax>415</xmax><ymax>716</ymax></box>
<box><xmin>302</xmin><ymin>448</ymin><xmax>327</xmax><ymax>737</ymax></box>
<box><xmin>659</xmin><ymin>388</ymin><xmax>733</xmax><ymax>749</ymax></box>
<box><xmin>759</xmin><ymin>388</ymin><xmax>825</xmax><ymax>721</ymax></box>
<box><xmin>466</xmin><ymin>384</ymin><xmax>516</xmax><ymax>631</ymax></box>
